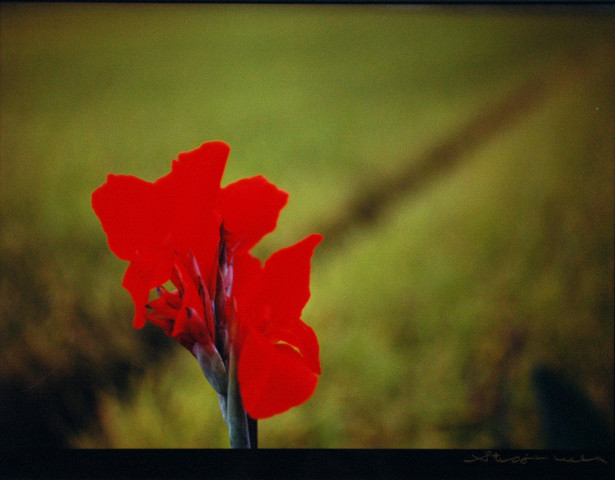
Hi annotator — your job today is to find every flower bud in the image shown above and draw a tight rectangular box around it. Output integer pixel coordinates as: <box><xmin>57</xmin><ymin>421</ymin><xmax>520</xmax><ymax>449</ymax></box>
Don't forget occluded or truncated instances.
<box><xmin>193</xmin><ymin>342</ymin><xmax>228</xmax><ymax>396</ymax></box>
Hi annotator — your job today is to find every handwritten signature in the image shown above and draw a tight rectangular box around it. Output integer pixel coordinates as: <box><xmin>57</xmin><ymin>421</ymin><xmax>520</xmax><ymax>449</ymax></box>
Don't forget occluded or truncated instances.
<box><xmin>464</xmin><ymin>451</ymin><xmax>607</xmax><ymax>465</ymax></box>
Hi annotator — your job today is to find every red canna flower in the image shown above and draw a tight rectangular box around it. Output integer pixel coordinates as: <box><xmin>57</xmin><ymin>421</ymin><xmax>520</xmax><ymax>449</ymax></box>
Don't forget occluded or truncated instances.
<box><xmin>92</xmin><ymin>142</ymin><xmax>322</xmax><ymax>421</ymax></box>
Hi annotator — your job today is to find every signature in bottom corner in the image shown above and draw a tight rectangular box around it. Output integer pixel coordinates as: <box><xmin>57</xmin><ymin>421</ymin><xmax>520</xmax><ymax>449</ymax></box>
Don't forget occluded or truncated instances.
<box><xmin>463</xmin><ymin>451</ymin><xmax>607</xmax><ymax>465</ymax></box>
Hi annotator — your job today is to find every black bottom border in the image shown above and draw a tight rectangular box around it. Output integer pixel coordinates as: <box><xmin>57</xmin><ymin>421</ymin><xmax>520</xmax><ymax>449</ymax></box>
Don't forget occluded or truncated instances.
<box><xmin>2</xmin><ymin>449</ymin><xmax>614</xmax><ymax>480</ymax></box>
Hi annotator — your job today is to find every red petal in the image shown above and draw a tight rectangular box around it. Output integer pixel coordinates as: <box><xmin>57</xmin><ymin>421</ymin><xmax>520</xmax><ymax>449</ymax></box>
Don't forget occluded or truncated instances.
<box><xmin>91</xmin><ymin>172</ymin><xmax>177</xmax><ymax>262</ymax></box>
<box><xmin>238</xmin><ymin>326</ymin><xmax>318</xmax><ymax>419</ymax></box>
<box><xmin>147</xmin><ymin>291</ymin><xmax>180</xmax><ymax>318</ymax></box>
<box><xmin>231</xmin><ymin>252</ymin><xmax>263</xmax><ymax>324</ymax></box>
<box><xmin>217</xmin><ymin>176</ymin><xmax>288</xmax><ymax>254</ymax></box>
<box><xmin>92</xmin><ymin>142</ymin><xmax>230</xmax><ymax>330</ymax></box>
<box><xmin>92</xmin><ymin>168</ymin><xmax>177</xmax><ymax>327</ymax></box>
<box><xmin>233</xmin><ymin>235</ymin><xmax>322</xmax><ymax>368</ymax></box>
<box><xmin>172</xmin><ymin>254</ymin><xmax>214</xmax><ymax>346</ymax></box>
<box><xmin>122</xmin><ymin>251</ymin><xmax>173</xmax><ymax>328</ymax></box>
<box><xmin>260</xmin><ymin>233</ymin><xmax>323</xmax><ymax>322</ymax></box>
<box><xmin>232</xmin><ymin>234</ymin><xmax>322</xmax><ymax>328</ymax></box>
<box><xmin>270</xmin><ymin>321</ymin><xmax>321</xmax><ymax>376</ymax></box>
<box><xmin>233</xmin><ymin>234</ymin><xmax>322</xmax><ymax>414</ymax></box>
<box><xmin>170</xmin><ymin>142</ymin><xmax>229</xmax><ymax>273</ymax></box>
<box><xmin>297</xmin><ymin>321</ymin><xmax>321</xmax><ymax>375</ymax></box>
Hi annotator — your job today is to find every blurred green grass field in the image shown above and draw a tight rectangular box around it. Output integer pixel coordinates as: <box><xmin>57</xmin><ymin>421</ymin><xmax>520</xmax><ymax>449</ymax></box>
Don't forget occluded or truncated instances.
<box><xmin>1</xmin><ymin>3</ymin><xmax>613</xmax><ymax>448</ymax></box>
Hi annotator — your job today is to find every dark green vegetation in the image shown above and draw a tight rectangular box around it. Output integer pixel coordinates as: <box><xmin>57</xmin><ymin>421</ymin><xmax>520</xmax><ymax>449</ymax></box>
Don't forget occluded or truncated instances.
<box><xmin>1</xmin><ymin>4</ymin><xmax>613</xmax><ymax>448</ymax></box>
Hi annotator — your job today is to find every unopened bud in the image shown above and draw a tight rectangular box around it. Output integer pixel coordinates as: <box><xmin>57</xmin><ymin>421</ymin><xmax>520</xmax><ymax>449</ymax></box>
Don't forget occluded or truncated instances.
<box><xmin>193</xmin><ymin>342</ymin><xmax>228</xmax><ymax>396</ymax></box>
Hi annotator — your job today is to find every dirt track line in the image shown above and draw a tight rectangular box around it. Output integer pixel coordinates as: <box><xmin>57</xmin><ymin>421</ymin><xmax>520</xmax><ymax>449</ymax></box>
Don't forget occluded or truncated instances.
<box><xmin>315</xmin><ymin>74</ymin><xmax>549</xmax><ymax>249</ymax></box>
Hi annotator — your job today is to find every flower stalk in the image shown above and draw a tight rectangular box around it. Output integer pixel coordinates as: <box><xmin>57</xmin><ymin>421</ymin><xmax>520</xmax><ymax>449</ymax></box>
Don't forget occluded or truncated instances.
<box><xmin>227</xmin><ymin>342</ymin><xmax>251</xmax><ymax>448</ymax></box>
<box><xmin>195</xmin><ymin>339</ymin><xmax>253</xmax><ymax>448</ymax></box>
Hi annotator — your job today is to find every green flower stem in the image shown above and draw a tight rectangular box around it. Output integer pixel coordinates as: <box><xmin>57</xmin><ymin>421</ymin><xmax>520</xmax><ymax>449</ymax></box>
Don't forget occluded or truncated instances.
<box><xmin>227</xmin><ymin>343</ymin><xmax>250</xmax><ymax>448</ymax></box>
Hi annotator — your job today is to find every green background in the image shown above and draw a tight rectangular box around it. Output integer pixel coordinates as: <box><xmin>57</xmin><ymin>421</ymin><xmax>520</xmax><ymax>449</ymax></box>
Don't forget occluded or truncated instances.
<box><xmin>1</xmin><ymin>3</ymin><xmax>613</xmax><ymax>448</ymax></box>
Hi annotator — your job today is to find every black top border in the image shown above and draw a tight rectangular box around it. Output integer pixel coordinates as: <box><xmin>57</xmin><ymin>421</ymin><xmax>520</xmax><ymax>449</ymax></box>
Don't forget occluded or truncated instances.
<box><xmin>2</xmin><ymin>0</ymin><xmax>615</xmax><ymax>6</ymax></box>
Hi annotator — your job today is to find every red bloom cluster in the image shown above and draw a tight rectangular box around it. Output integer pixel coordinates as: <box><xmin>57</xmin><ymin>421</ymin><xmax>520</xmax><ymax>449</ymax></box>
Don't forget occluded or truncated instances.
<box><xmin>92</xmin><ymin>142</ymin><xmax>321</xmax><ymax>418</ymax></box>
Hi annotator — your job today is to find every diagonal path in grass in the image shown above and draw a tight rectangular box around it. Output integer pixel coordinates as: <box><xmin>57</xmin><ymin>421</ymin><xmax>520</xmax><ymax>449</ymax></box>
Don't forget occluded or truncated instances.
<box><xmin>316</xmin><ymin>75</ymin><xmax>548</xmax><ymax>249</ymax></box>
<box><xmin>313</xmin><ymin>49</ymin><xmax>606</xmax><ymax>252</ymax></box>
